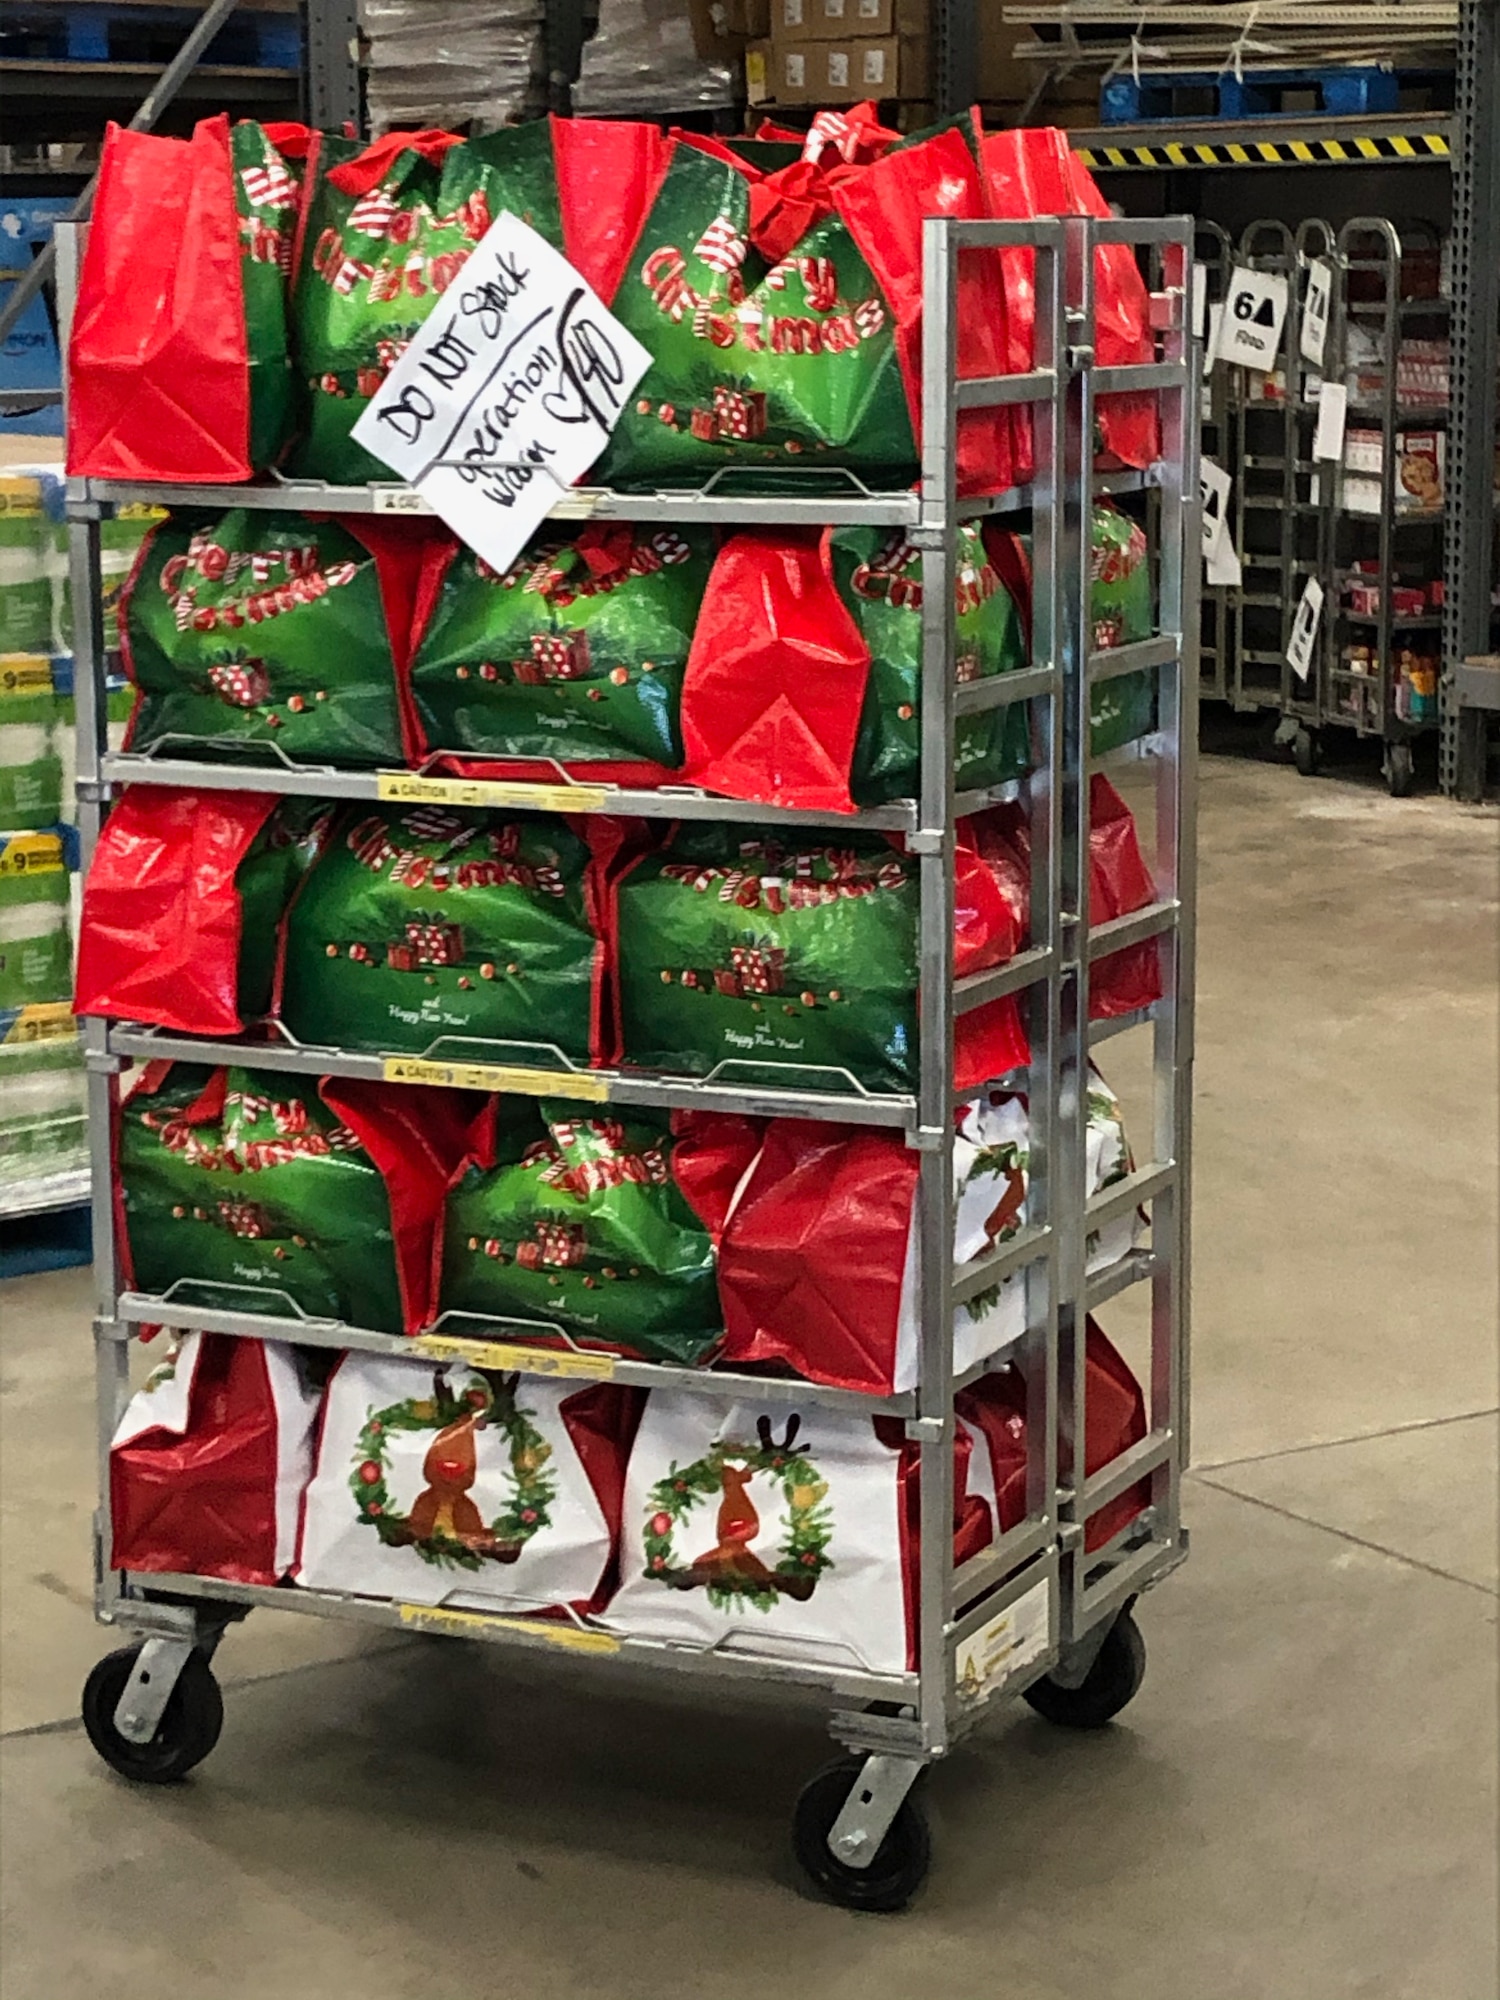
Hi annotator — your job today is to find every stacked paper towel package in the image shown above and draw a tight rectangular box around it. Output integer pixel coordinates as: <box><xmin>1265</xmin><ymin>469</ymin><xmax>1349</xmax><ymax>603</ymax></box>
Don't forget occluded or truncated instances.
<box><xmin>0</xmin><ymin>468</ymin><xmax>147</xmax><ymax>1207</ymax></box>
<box><xmin>69</xmin><ymin>107</ymin><xmax>1166</xmax><ymax>1657</ymax></box>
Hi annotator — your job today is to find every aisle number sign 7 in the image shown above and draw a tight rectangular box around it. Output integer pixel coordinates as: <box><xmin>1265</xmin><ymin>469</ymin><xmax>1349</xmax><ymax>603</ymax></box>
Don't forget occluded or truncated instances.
<box><xmin>1216</xmin><ymin>268</ymin><xmax>1289</xmax><ymax>371</ymax></box>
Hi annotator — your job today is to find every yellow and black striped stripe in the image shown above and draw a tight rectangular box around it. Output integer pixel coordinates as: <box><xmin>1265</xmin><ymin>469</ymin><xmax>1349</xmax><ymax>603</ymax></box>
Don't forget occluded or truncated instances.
<box><xmin>1077</xmin><ymin>130</ymin><xmax>1451</xmax><ymax>171</ymax></box>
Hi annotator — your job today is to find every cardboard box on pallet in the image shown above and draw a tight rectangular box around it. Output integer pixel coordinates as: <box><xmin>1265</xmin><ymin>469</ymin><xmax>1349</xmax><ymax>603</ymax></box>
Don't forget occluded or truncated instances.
<box><xmin>747</xmin><ymin>33</ymin><xmax>928</xmax><ymax>103</ymax></box>
<box><xmin>770</xmin><ymin>0</ymin><xmax>924</xmax><ymax>41</ymax></box>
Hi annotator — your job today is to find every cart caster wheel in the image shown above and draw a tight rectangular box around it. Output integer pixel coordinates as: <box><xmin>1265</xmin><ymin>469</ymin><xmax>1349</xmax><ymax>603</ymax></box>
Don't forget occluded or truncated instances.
<box><xmin>82</xmin><ymin>1645</ymin><xmax>223</xmax><ymax>1784</ymax></box>
<box><xmin>1292</xmin><ymin>727</ymin><xmax>1320</xmax><ymax>777</ymax></box>
<box><xmin>1384</xmin><ymin>742</ymin><xmax>1415</xmax><ymax>796</ymax></box>
<box><xmin>1022</xmin><ymin>1606</ymin><xmax>1146</xmax><ymax>1730</ymax></box>
<box><xmin>792</xmin><ymin>1757</ymin><xmax>930</xmax><ymax>1912</ymax></box>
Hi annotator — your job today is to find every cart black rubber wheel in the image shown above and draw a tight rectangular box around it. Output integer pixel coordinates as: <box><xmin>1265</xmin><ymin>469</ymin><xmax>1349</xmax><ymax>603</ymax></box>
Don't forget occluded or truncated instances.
<box><xmin>792</xmin><ymin>1757</ymin><xmax>931</xmax><ymax>1912</ymax></box>
<box><xmin>1292</xmin><ymin>727</ymin><xmax>1320</xmax><ymax>777</ymax></box>
<box><xmin>82</xmin><ymin>1645</ymin><xmax>223</xmax><ymax>1784</ymax></box>
<box><xmin>1384</xmin><ymin>742</ymin><xmax>1415</xmax><ymax>797</ymax></box>
<box><xmin>1021</xmin><ymin>1607</ymin><xmax>1146</xmax><ymax>1730</ymax></box>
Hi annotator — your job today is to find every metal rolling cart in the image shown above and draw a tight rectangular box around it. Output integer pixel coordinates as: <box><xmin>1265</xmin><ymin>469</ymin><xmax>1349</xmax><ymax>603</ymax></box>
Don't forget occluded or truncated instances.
<box><xmin>1281</xmin><ymin>217</ymin><xmax>1340</xmax><ymax>773</ymax></box>
<box><xmin>1316</xmin><ymin>217</ymin><xmax>1449</xmax><ymax>795</ymax></box>
<box><xmin>59</xmin><ymin>212</ymin><xmax>1195</xmax><ymax>1909</ymax></box>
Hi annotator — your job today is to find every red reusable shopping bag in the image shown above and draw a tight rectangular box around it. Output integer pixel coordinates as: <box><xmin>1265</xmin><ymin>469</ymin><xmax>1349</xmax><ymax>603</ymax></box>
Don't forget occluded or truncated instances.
<box><xmin>75</xmin><ymin>788</ymin><xmax>282</xmax><ymax>1036</ymax></box>
<box><xmin>69</xmin><ymin>116</ymin><xmax>308</xmax><ymax>481</ymax></box>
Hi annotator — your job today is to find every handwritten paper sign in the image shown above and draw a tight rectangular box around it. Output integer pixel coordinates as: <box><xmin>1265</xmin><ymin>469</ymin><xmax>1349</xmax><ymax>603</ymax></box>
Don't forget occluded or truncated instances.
<box><xmin>1300</xmin><ymin>257</ymin><xmax>1333</xmax><ymax>369</ymax></box>
<box><xmin>351</xmin><ymin>211</ymin><xmax>652</xmax><ymax>573</ymax></box>
<box><xmin>1286</xmin><ymin>577</ymin><xmax>1324</xmax><ymax>682</ymax></box>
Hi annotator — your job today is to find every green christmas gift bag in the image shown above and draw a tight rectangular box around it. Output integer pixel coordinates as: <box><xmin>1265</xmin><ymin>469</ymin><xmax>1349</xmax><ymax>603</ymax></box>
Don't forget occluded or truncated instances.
<box><xmin>289</xmin><ymin>124</ymin><xmax>565</xmax><ymax>483</ymax></box>
<box><xmin>986</xmin><ymin>501</ymin><xmax>1155</xmax><ymax>757</ymax></box>
<box><xmin>610</xmin><ymin>822</ymin><xmax>1027</xmax><ymax>1095</ymax></box>
<box><xmin>407</xmin><ymin>523</ymin><xmax>716</xmax><ymax>785</ymax></box>
<box><xmin>439</xmin><ymin>1101</ymin><xmax>733</xmax><ymax>1365</ymax></box>
<box><xmin>118</xmin><ymin>1062</ymin><xmax>479</xmax><ymax>1333</ymax></box>
<box><xmin>279</xmin><ymin>804</ymin><xmax>606</xmax><ymax>1063</ymax></box>
<box><xmin>121</xmin><ymin>509</ymin><xmax>429</xmax><ymax>766</ymax></box>
<box><xmin>0</xmin><ymin>832</ymin><xmax>71</xmax><ymax>1012</ymax></box>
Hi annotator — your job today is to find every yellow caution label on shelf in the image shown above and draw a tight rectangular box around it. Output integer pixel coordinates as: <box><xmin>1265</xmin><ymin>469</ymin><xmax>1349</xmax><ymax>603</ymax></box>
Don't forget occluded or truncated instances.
<box><xmin>1075</xmin><ymin>129</ymin><xmax>1450</xmax><ymax>172</ymax></box>
<box><xmin>376</xmin><ymin>771</ymin><xmax>609</xmax><ymax>814</ymax></box>
<box><xmin>381</xmin><ymin>1055</ymin><xmax>610</xmax><ymax>1101</ymax></box>
<box><xmin>410</xmin><ymin>1332</ymin><xmax>615</xmax><ymax>1382</ymax></box>
<box><xmin>397</xmin><ymin>1602</ymin><xmax>621</xmax><ymax>1653</ymax></box>
<box><xmin>0</xmin><ymin>476</ymin><xmax>43</xmax><ymax>519</ymax></box>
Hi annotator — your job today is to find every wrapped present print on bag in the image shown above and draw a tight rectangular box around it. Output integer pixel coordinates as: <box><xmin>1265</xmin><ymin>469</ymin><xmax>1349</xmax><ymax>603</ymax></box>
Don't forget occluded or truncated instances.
<box><xmin>119</xmin><ymin>1063</ymin><xmax>480</xmax><ymax>1334</ymax></box>
<box><xmin>714</xmin><ymin>1069</ymin><xmax>1140</xmax><ymax>1396</ymax></box>
<box><xmin>279</xmin><ymin>805</ymin><xmax>606</xmax><ymax>1062</ymax></box>
<box><xmin>604</xmin><ymin>1396</ymin><xmax>992</xmax><ymax>1674</ymax></box>
<box><xmin>296</xmin><ymin>1355</ymin><xmax>643</xmax><ymax>1615</ymax></box>
<box><xmin>438</xmin><ymin>1101</ymin><xmax>740</xmax><ymax>1367</ymax></box>
<box><xmin>76</xmin><ymin>788</ymin><xmax>331</xmax><ymax>1037</ymax></box>
<box><xmin>69</xmin><ymin>117</ymin><xmax>310</xmax><ymax>481</ymax></box>
<box><xmin>121</xmin><ymin>509</ymin><xmax>438</xmax><ymax>767</ymax></box>
<box><xmin>408</xmin><ymin>524</ymin><xmax>715</xmax><ymax>785</ymax></box>
<box><xmin>109</xmin><ymin>1332</ymin><xmax>321</xmax><ymax>1585</ymax></box>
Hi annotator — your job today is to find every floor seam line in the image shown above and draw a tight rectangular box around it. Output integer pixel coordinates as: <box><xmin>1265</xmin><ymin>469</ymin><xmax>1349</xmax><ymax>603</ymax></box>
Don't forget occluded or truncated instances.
<box><xmin>1192</xmin><ymin>1406</ymin><xmax>1500</xmax><ymax>1473</ymax></box>
<box><xmin>1191</xmin><ymin>1473</ymin><xmax>1500</xmax><ymax>1598</ymax></box>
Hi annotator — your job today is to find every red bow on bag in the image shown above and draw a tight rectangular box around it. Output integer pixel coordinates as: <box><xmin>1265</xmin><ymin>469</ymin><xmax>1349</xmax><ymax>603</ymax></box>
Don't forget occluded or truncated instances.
<box><xmin>326</xmin><ymin>129</ymin><xmax>462</xmax><ymax>198</ymax></box>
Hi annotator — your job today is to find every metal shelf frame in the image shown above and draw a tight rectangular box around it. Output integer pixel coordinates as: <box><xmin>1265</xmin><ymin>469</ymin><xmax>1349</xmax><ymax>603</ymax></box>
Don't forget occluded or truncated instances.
<box><xmin>66</xmin><ymin>214</ymin><xmax>1196</xmax><ymax>1870</ymax></box>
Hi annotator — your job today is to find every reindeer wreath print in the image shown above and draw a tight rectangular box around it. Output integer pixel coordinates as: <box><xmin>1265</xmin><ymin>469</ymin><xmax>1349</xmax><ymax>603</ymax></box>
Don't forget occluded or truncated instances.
<box><xmin>350</xmin><ymin>1368</ymin><xmax>555</xmax><ymax>1571</ymax></box>
<box><xmin>641</xmin><ymin>1416</ymin><xmax>833</xmax><ymax>1612</ymax></box>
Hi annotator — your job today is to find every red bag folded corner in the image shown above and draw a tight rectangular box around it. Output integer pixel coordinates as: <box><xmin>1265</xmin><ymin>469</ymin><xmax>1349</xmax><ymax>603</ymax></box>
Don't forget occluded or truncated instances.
<box><xmin>1087</xmin><ymin>773</ymin><xmax>1164</xmax><ymax>1017</ymax></box>
<box><xmin>75</xmin><ymin>787</ymin><xmax>282</xmax><ymax>1036</ymax></box>
<box><xmin>69</xmin><ymin>117</ymin><xmax>252</xmax><ymax>481</ymax></box>
<box><xmin>553</xmin><ymin>1383</ymin><xmax>650</xmax><ymax>1616</ymax></box>
<box><xmin>678</xmin><ymin>532</ymin><xmax>871</xmax><ymax>813</ymax></box>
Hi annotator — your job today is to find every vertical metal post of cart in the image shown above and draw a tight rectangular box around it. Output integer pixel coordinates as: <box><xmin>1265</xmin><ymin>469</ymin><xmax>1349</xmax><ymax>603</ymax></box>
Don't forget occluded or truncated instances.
<box><xmin>1283</xmin><ymin>218</ymin><xmax>1338</xmax><ymax>771</ymax></box>
<box><xmin>1229</xmin><ymin>221</ymin><xmax>1297</xmax><ymax>718</ymax></box>
<box><xmin>1194</xmin><ymin>220</ymin><xmax>1234</xmax><ymax>707</ymax></box>
<box><xmin>1059</xmin><ymin>215</ymin><xmax>1195</xmax><ymax>1647</ymax></box>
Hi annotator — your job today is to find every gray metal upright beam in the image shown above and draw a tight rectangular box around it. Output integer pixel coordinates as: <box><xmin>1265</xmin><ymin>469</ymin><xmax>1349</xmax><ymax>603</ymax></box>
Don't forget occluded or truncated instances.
<box><xmin>1441</xmin><ymin>0</ymin><xmax>1500</xmax><ymax>799</ymax></box>
<box><xmin>305</xmin><ymin>0</ymin><xmax>362</xmax><ymax>133</ymax></box>
<box><xmin>935</xmin><ymin>0</ymin><xmax>979</xmax><ymax>119</ymax></box>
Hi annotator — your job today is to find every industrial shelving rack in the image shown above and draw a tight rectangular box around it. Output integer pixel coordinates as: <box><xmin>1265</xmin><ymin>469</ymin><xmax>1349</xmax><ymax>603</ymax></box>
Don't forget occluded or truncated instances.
<box><xmin>1313</xmin><ymin>217</ymin><xmax>1450</xmax><ymax>794</ymax></box>
<box><xmin>1194</xmin><ymin>219</ymin><xmax>1234</xmax><ymax>706</ymax></box>
<box><xmin>60</xmin><ymin>211</ymin><xmax>1195</xmax><ymax>1907</ymax></box>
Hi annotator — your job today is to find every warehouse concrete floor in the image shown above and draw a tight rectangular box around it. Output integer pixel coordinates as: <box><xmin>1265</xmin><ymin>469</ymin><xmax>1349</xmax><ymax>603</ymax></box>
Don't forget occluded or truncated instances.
<box><xmin>1</xmin><ymin>752</ymin><xmax>1496</xmax><ymax>2000</ymax></box>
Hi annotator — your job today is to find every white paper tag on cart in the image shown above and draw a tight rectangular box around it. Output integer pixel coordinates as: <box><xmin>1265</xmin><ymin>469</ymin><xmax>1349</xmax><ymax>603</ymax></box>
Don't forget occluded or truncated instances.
<box><xmin>1300</xmin><ymin>256</ymin><xmax>1334</xmax><ymax>368</ymax></box>
<box><xmin>1205</xmin><ymin>533</ymin><xmax>1242</xmax><ymax>588</ymax></box>
<box><xmin>1313</xmin><ymin>381</ymin><xmax>1348</xmax><ymax>462</ymax></box>
<box><xmin>1217</xmin><ymin>267</ymin><xmax>1289</xmax><ymax>370</ymax></box>
<box><xmin>351</xmin><ymin>210</ymin><xmax>651</xmax><ymax>575</ymax></box>
<box><xmin>1190</xmin><ymin>261</ymin><xmax>1208</xmax><ymax>341</ymax></box>
<box><xmin>1286</xmin><ymin>576</ymin><xmax>1324</xmax><ymax>681</ymax></box>
<box><xmin>1199</xmin><ymin>456</ymin><xmax>1232</xmax><ymax>563</ymax></box>
<box><xmin>954</xmin><ymin>1578</ymin><xmax>1052</xmax><ymax>1705</ymax></box>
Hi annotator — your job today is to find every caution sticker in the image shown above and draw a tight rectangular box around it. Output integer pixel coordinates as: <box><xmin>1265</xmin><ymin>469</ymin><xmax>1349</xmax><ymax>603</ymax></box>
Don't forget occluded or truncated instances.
<box><xmin>411</xmin><ymin>1331</ymin><xmax>615</xmax><ymax>1382</ymax></box>
<box><xmin>397</xmin><ymin>1601</ymin><xmax>621</xmax><ymax>1652</ymax></box>
<box><xmin>375</xmin><ymin>771</ymin><xmax>608</xmax><ymax>815</ymax></box>
<box><xmin>953</xmin><ymin>1577</ymin><xmax>1052</xmax><ymax>1704</ymax></box>
<box><xmin>381</xmin><ymin>1055</ymin><xmax>609</xmax><ymax>1101</ymax></box>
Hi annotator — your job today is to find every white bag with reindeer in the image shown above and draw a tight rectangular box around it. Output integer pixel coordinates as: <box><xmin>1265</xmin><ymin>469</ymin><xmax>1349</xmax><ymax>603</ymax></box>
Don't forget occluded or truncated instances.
<box><xmin>604</xmin><ymin>1394</ymin><xmax>985</xmax><ymax>1677</ymax></box>
<box><xmin>295</xmin><ymin>1355</ymin><xmax>637</xmax><ymax>1616</ymax></box>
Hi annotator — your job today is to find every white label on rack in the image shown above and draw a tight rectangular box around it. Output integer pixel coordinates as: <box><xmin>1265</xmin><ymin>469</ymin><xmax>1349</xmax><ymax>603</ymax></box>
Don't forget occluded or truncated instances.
<box><xmin>1300</xmin><ymin>257</ymin><xmax>1334</xmax><ymax>369</ymax></box>
<box><xmin>954</xmin><ymin>1577</ymin><xmax>1052</xmax><ymax>1704</ymax></box>
<box><xmin>351</xmin><ymin>210</ymin><xmax>651</xmax><ymax>577</ymax></box>
<box><xmin>1286</xmin><ymin>577</ymin><xmax>1324</xmax><ymax>682</ymax></box>
<box><xmin>1205</xmin><ymin>301</ymin><xmax>1224</xmax><ymax>371</ymax></box>
<box><xmin>370</xmin><ymin>485</ymin><xmax>430</xmax><ymax>515</ymax></box>
<box><xmin>1199</xmin><ymin>456</ymin><xmax>1232</xmax><ymax>564</ymax></box>
<box><xmin>1190</xmin><ymin>261</ymin><xmax>1208</xmax><ymax>342</ymax></box>
<box><xmin>1313</xmin><ymin>381</ymin><xmax>1348</xmax><ymax>463</ymax></box>
<box><xmin>1217</xmin><ymin>267</ymin><xmax>1288</xmax><ymax>370</ymax></box>
<box><xmin>1205</xmin><ymin>534</ymin><xmax>1242</xmax><ymax>588</ymax></box>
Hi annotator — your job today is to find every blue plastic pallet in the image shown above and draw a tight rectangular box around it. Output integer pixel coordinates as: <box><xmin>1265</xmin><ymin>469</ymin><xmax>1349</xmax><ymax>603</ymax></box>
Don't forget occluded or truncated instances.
<box><xmin>1</xmin><ymin>1203</ymin><xmax>91</xmax><ymax>1278</ymax></box>
<box><xmin>0</xmin><ymin>2</ymin><xmax>300</xmax><ymax>70</ymax></box>
<box><xmin>1100</xmin><ymin>65</ymin><xmax>1402</xmax><ymax>126</ymax></box>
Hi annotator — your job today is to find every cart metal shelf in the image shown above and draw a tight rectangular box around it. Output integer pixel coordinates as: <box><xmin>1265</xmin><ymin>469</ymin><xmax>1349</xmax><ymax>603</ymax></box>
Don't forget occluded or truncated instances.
<box><xmin>65</xmin><ymin>212</ymin><xmax>1196</xmax><ymax>1909</ymax></box>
